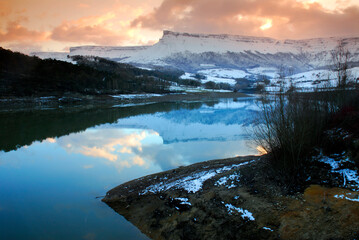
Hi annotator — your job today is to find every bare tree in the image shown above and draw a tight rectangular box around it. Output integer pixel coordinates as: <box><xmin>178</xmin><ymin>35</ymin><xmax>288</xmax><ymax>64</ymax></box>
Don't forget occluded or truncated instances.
<box><xmin>276</xmin><ymin>65</ymin><xmax>295</xmax><ymax>93</ymax></box>
<box><xmin>277</xmin><ymin>65</ymin><xmax>286</xmax><ymax>93</ymax></box>
<box><xmin>331</xmin><ymin>41</ymin><xmax>351</xmax><ymax>89</ymax></box>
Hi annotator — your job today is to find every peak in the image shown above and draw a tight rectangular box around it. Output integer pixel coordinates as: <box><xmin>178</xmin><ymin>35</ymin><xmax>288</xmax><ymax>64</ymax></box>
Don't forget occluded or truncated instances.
<box><xmin>162</xmin><ymin>30</ymin><xmax>204</xmax><ymax>38</ymax></box>
<box><xmin>161</xmin><ymin>30</ymin><xmax>275</xmax><ymax>42</ymax></box>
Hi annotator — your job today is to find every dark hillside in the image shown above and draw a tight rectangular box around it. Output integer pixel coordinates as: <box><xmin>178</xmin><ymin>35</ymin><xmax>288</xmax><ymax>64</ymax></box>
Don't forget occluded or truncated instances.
<box><xmin>0</xmin><ymin>48</ymin><xmax>178</xmax><ymax>97</ymax></box>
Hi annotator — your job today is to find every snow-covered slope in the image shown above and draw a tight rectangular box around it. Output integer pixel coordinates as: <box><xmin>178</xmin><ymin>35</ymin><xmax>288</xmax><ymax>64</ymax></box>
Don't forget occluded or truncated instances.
<box><xmin>265</xmin><ymin>67</ymin><xmax>359</xmax><ymax>92</ymax></box>
<box><xmin>31</xmin><ymin>31</ymin><xmax>359</xmax><ymax>87</ymax></box>
<box><xmin>31</xmin><ymin>52</ymin><xmax>75</xmax><ymax>63</ymax></box>
<box><xmin>69</xmin><ymin>45</ymin><xmax>150</xmax><ymax>61</ymax></box>
<box><xmin>65</xmin><ymin>31</ymin><xmax>359</xmax><ymax>71</ymax></box>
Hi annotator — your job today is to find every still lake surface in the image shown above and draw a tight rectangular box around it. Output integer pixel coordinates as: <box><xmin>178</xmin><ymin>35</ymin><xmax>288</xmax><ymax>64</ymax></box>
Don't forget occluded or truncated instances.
<box><xmin>0</xmin><ymin>97</ymin><xmax>261</xmax><ymax>239</ymax></box>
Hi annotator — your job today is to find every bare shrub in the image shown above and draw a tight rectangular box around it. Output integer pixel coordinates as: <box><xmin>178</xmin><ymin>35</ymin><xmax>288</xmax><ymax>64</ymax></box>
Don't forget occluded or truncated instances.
<box><xmin>254</xmin><ymin>93</ymin><xmax>328</xmax><ymax>176</ymax></box>
<box><xmin>331</xmin><ymin>41</ymin><xmax>351</xmax><ymax>89</ymax></box>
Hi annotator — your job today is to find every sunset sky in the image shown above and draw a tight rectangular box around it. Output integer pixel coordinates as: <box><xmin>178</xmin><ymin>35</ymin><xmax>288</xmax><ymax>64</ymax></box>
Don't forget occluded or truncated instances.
<box><xmin>1</xmin><ymin>0</ymin><xmax>359</xmax><ymax>53</ymax></box>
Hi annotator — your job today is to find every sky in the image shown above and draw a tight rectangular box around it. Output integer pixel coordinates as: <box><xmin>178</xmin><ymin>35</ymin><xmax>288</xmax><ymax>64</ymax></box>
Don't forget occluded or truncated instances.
<box><xmin>0</xmin><ymin>0</ymin><xmax>359</xmax><ymax>53</ymax></box>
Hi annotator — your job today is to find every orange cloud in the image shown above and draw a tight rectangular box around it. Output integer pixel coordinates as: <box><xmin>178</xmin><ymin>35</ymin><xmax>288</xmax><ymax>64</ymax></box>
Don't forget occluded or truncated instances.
<box><xmin>0</xmin><ymin>1</ymin><xmax>10</xmax><ymax>17</ymax></box>
<box><xmin>132</xmin><ymin>0</ymin><xmax>359</xmax><ymax>39</ymax></box>
<box><xmin>0</xmin><ymin>20</ymin><xmax>49</xmax><ymax>42</ymax></box>
<box><xmin>4</xmin><ymin>42</ymin><xmax>43</xmax><ymax>54</ymax></box>
<box><xmin>78</xmin><ymin>3</ymin><xmax>90</xmax><ymax>9</ymax></box>
<box><xmin>1</xmin><ymin>0</ymin><xmax>358</xmax><ymax>52</ymax></box>
<box><xmin>48</xmin><ymin>6</ymin><xmax>147</xmax><ymax>45</ymax></box>
<box><xmin>50</xmin><ymin>21</ymin><xmax>125</xmax><ymax>45</ymax></box>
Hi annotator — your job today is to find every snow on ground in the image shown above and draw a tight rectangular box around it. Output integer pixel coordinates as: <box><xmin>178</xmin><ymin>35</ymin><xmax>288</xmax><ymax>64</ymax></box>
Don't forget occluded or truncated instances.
<box><xmin>137</xmin><ymin>66</ymin><xmax>153</xmax><ymax>71</ymax></box>
<box><xmin>222</xmin><ymin>202</ymin><xmax>255</xmax><ymax>221</ymax></box>
<box><xmin>317</xmin><ymin>154</ymin><xmax>359</xmax><ymax>195</ymax></box>
<box><xmin>265</xmin><ymin>67</ymin><xmax>359</xmax><ymax>92</ymax></box>
<box><xmin>175</xmin><ymin>197</ymin><xmax>192</xmax><ymax>206</ymax></box>
<box><xmin>180</xmin><ymin>66</ymin><xmax>359</xmax><ymax>91</ymax></box>
<box><xmin>140</xmin><ymin>160</ymin><xmax>254</xmax><ymax>194</ymax></box>
<box><xmin>319</xmin><ymin>156</ymin><xmax>359</xmax><ymax>186</ymax></box>
<box><xmin>215</xmin><ymin>173</ymin><xmax>240</xmax><ymax>189</ymax></box>
<box><xmin>350</xmin><ymin>67</ymin><xmax>359</xmax><ymax>78</ymax></box>
<box><xmin>198</xmin><ymin>69</ymin><xmax>249</xmax><ymax>79</ymax></box>
<box><xmin>169</xmin><ymin>85</ymin><xmax>232</xmax><ymax>92</ymax></box>
<box><xmin>31</xmin><ymin>52</ymin><xmax>76</xmax><ymax>64</ymax></box>
<box><xmin>202</xmin><ymin>75</ymin><xmax>237</xmax><ymax>85</ymax></box>
<box><xmin>312</xmin><ymin>152</ymin><xmax>359</xmax><ymax>202</ymax></box>
<box><xmin>263</xmin><ymin>227</ymin><xmax>274</xmax><ymax>231</ymax></box>
<box><xmin>112</xmin><ymin>102</ymin><xmax>156</xmax><ymax>108</ymax></box>
<box><xmin>180</xmin><ymin>68</ymin><xmax>248</xmax><ymax>86</ymax></box>
<box><xmin>247</xmin><ymin>67</ymin><xmax>278</xmax><ymax>79</ymax></box>
<box><xmin>334</xmin><ymin>193</ymin><xmax>359</xmax><ymax>202</ymax></box>
<box><xmin>179</xmin><ymin>73</ymin><xmax>198</xmax><ymax>80</ymax></box>
<box><xmin>290</xmin><ymin>69</ymin><xmax>336</xmax><ymax>81</ymax></box>
<box><xmin>111</xmin><ymin>94</ymin><xmax>164</xmax><ymax>99</ymax></box>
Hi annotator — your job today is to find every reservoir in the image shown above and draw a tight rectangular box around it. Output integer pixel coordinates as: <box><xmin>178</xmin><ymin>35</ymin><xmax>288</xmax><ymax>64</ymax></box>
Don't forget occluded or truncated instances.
<box><xmin>0</xmin><ymin>97</ymin><xmax>261</xmax><ymax>239</ymax></box>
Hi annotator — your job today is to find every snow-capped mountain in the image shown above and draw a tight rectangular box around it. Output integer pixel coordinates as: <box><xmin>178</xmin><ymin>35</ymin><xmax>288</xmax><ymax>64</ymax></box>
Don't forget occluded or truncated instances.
<box><xmin>32</xmin><ymin>31</ymin><xmax>359</xmax><ymax>88</ymax></box>
<box><xmin>67</xmin><ymin>31</ymin><xmax>359</xmax><ymax>71</ymax></box>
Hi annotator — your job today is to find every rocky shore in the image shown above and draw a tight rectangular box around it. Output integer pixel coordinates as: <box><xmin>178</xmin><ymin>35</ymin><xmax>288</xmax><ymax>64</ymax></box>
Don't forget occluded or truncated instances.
<box><xmin>102</xmin><ymin>155</ymin><xmax>359</xmax><ymax>240</ymax></box>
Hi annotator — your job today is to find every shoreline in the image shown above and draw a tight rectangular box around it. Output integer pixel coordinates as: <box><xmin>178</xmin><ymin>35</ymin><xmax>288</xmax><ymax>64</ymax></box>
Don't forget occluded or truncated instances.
<box><xmin>0</xmin><ymin>92</ymin><xmax>251</xmax><ymax>109</ymax></box>
<box><xmin>103</xmin><ymin>155</ymin><xmax>359</xmax><ymax>240</ymax></box>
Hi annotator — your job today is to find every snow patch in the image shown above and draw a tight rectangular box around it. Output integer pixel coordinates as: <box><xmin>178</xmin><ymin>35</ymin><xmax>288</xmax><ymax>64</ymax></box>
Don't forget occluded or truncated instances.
<box><xmin>179</xmin><ymin>72</ymin><xmax>198</xmax><ymax>80</ymax></box>
<box><xmin>112</xmin><ymin>102</ymin><xmax>156</xmax><ymax>108</ymax></box>
<box><xmin>223</xmin><ymin>202</ymin><xmax>255</xmax><ymax>221</ymax></box>
<box><xmin>198</xmin><ymin>69</ymin><xmax>249</xmax><ymax>79</ymax></box>
<box><xmin>215</xmin><ymin>173</ymin><xmax>240</xmax><ymax>189</ymax></box>
<box><xmin>111</xmin><ymin>94</ymin><xmax>163</xmax><ymax>99</ymax></box>
<box><xmin>334</xmin><ymin>193</ymin><xmax>359</xmax><ymax>202</ymax></box>
<box><xmin>263</xmin><ymin>227</ymin><xmax>274</xmax><ymax>231</ymax></box>
<box><xmin>140</xmin><ymin>161</ymin><xmax>253</xmax><ymax>194</ymax></box>
<box><xmin>318</xmin><ymin>155</ymin><xmax>359</xmax><ymax>189</ymax></box>
<box><xmin>175</xmin><ymin>197</ymin><xmax>192</xmax><ymax>206</ymax></box>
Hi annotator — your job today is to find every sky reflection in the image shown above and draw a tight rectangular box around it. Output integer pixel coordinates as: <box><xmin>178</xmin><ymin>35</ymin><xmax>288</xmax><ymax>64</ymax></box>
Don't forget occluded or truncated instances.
<box><xmin>56</xmin><ymin>128</ymin><xmax>162</xmax><ymax>170</ymax></box>
<box><xmin>0</xmin><ymin>98</ymin><xmax>260</xmax><ymax>239</ymax></box>
<box><xmin>48</xmin><ymin>99</ymin><xmax>260</xmax><ymax>172</ymax></box>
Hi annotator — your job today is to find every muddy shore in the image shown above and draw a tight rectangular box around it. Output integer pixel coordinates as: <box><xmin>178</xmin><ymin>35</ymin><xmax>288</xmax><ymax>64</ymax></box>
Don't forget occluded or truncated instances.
<box><xmin>103</xmin><ymin>155</ymin><xmax>359</xmax><ymax>240</ymax></box>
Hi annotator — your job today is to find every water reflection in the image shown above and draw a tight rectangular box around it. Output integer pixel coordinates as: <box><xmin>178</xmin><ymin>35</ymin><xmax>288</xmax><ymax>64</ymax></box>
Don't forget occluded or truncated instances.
<box><xmin>57</xmin><ymin>128</ymin><xmax>161</xmax><ymax>170</ymax></box>
<box><xmin>0</xmin><ymin>98</ymin><xmax>261</xmax><ymax>239</ymax></box>
<box><xmin>0</xmin><ymin>101</ymin><xmax>203</xmax><ymax>152</ymax></box>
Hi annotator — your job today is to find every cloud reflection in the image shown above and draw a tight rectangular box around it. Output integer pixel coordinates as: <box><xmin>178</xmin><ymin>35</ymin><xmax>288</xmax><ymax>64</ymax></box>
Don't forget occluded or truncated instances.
<box><xmin>54</xmin><ymin>99</ymin><xmax>261</xmax><ymax>172</ymax></box>
<box><xmin>44</xmin><ymin>138</ymin><xmax>56</xmax><ymax>143</ymax></box>
<box><xmin>57</xmin><ymin>126</ymin><xmax>257</xmax><ymax>172</ymax></box>
<box><xmin>58</xmin><ymin>128</ymin><xmax>160</xmax><ymax>170</ymax></box>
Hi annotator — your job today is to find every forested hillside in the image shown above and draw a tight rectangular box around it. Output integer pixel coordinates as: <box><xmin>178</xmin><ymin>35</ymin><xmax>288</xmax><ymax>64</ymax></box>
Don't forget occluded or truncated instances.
<box><xmin>0</xmin><ymin>48</ymin><xmax>180</xmax><ymax>97</ymax></box>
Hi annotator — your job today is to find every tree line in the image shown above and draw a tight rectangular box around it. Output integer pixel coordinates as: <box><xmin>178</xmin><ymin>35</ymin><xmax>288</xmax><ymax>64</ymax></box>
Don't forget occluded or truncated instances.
<box><xmin>0</xmin><ymin>48</ymin><xmax>182</xmax><ymax>97</ymax></box>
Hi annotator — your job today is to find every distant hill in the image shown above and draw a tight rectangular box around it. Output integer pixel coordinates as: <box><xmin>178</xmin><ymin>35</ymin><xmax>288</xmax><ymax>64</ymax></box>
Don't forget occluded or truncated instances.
<box><xmin>0</xmin><ymin>48</ymin><xmax>181</xmax><ymax>97</ymax></box>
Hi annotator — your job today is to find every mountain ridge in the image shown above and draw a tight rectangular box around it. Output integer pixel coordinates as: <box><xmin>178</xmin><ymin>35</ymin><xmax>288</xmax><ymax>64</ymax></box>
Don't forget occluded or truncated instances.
<box><xmin>32</xmin><ymin>30</ymin><xmax>359</xmax><ymax>79</ymax></box>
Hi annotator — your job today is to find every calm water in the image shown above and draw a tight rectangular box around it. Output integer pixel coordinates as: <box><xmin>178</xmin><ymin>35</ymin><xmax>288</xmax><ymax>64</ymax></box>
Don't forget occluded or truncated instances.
<box><xmin>0</xmin><ymin>98</ymin><xmax>260</xmax><ymax>239</ymax></box>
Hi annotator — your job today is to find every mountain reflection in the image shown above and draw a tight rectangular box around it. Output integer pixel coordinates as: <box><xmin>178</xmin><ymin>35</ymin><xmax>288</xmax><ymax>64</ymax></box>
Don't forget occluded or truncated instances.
<box><xmin>1</xmin><ymin>98</ymin><xmax>261</xmax><ymax>172</ymax></box>
<box><xmin>0</xmin><ymin>101</ymin><xmax>204</xmax><ymax>152</ymax></box>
